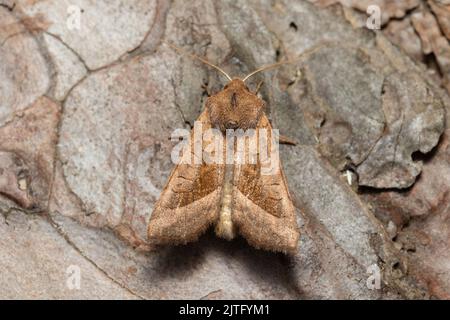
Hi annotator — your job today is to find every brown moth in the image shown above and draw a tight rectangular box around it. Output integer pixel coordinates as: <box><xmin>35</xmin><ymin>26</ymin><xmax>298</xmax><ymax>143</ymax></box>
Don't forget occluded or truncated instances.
<box><xmin>147</xmin><ymin>43</ymin><xmax>299</xmax><ymax>254</ymax></box>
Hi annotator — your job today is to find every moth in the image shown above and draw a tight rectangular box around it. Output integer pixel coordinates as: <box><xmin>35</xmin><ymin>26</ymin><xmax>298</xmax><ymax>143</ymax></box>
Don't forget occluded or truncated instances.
<box><xmin>148</xmin><ymin>43</ymin><xmax>299</xmax><ymax>254</ymax></box>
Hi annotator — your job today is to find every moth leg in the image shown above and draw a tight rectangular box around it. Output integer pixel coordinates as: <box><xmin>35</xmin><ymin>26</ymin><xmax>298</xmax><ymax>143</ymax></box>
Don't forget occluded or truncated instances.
<box><xmin>279</xmin><ymin>135</ymin><xmax>297</xmax><ymax>146</ymax></box>
<box><xmin>201</xmin><ymin>82</ymin><xmax>212</xmax><ymax>97</ymax></box>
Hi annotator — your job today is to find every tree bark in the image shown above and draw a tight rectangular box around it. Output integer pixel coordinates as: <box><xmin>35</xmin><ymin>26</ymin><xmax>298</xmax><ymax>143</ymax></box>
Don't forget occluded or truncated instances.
<box><xmin>0</xmin><ymin>0</ymin><xmax>449</xmax><ymax>299</ymax></box>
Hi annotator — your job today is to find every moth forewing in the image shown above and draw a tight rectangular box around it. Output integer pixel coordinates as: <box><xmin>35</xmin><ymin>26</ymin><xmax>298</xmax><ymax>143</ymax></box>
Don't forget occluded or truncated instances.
<box><xmin>147</xmin><ymin>111</ymin><xmax>223</xmax><ymax>245</ymax></box>
<box><xmin>258</xmin><ymin>126</ymin><xmax>281</xmax><ymax>176</ymax></box>
<box><xmin>230</xmin><ymin>114</ymin><xmax>299</xmax><ymax>254</ymax></box>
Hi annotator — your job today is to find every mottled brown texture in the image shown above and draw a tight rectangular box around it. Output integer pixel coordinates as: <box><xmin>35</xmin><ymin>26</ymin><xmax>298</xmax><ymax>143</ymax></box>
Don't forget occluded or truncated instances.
<box><xmin>411</xmin><ymin>8</ymin><xmax>450</xmax><ymax>91</ymax></box>
<box><xmin>233</xmin><ymin>115</ymin><xmax>299</xmax><ymax>253</ymax></box>
<box><xmin>0</xmin><ymin>151</ymin><xmax>32</xmax><ymax>208</ymax></box>
<box><xmin>0</xmin><ymin>97</ymin><xmax>60</xmax><ymax>210</ymax></box>
<box><xmin>383</xmin><ymin>17</ymin><xmax>423</xmax><ymax>61</ymax></box>
<box><xmin>148</xmin><ymin>79</ymin><xmax>299</xmax><ymax>253</ymax></box>
<box><xmin>147</xmin><ymin>110</ymin><xmax>223</xmax><ymax>245</ymax></box>
<box><xmin>428</xmin><ymin>0</ymin><xmax>450</xmax><ymax>40</ymax></box>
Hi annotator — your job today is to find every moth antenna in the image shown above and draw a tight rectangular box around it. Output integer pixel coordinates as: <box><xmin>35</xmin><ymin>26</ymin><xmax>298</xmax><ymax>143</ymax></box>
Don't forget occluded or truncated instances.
<box><xmin>163</xmin><ymin>41</ymin><xmax>232</xmax><ymax>81</ymax></box>
<box><xmin>243</xmin><ymin>60</ymin><xmax>291</xmax><ymax>82</ymax></box>
<box><xmin>242</xmin><ymin>42</ymin><xmax>332</xmax><ymax>82</ymax></box>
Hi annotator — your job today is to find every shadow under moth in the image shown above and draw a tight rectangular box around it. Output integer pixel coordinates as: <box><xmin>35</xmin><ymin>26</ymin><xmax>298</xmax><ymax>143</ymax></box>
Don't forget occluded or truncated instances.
<box><xmin>148</xmin><ymin>43</ymin><xmax>300</xmax><ymax>254</ymax></box>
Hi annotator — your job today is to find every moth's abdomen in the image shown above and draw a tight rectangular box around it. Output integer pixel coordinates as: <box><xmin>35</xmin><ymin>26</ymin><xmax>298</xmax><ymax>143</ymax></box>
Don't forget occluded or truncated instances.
<box><xmin>215</xmin><ymin>164</ymin><xmax>236</xmax><ymax>240</ymax></box>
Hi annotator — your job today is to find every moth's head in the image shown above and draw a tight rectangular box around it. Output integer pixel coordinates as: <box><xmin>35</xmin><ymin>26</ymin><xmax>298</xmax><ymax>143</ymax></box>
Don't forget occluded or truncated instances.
<box><xmin>206</xmin><ymin>78</ymin><xmax>264</xmax><ymax>132</ymax></box>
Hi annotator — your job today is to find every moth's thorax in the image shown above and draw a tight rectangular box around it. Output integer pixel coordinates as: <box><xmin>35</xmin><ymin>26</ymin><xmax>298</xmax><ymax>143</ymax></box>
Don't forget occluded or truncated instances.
<box><xmin>206</xmin><ymin>78</ymin><xmax>264</xmax><ymax>132</ymax></box>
